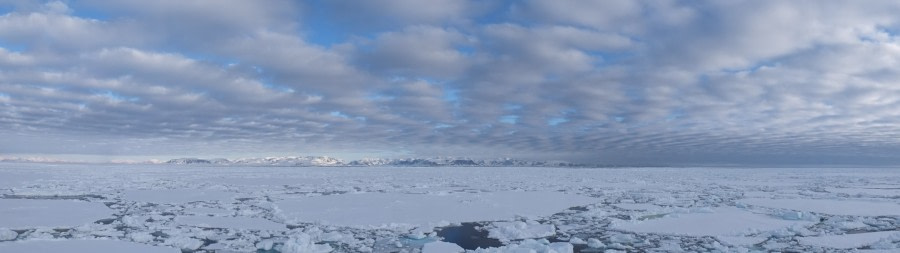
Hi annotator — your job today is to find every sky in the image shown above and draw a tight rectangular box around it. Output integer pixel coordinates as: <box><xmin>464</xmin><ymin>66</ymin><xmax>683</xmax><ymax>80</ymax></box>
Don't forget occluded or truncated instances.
<box><xmin>2</xmin><ymin>0</ymin><xmax>900</xmax><ymax>165</ymax></box>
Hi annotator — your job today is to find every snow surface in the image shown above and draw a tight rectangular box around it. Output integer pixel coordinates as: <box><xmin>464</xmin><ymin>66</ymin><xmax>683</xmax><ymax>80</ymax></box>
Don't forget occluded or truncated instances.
<box><xmin>2</xmin><ymin>164</ymin><xmax>900</xmax><ymax>252</ymax></box>
<box><xmin>798</xmin><ymin>231</ymin><xmax>900</xmax><ymax>249</ymax></box>
<box><xmin>614</xmin><ymin>207</ymin><xmax>809</xmax><ymax>236</ymax></box>
<box><xmin>827</xmin><ymin>187</ymin><xmax>900</xmax><ymax>197</ymax></box>
<box><xmin>0</xmin><ymin>228</ymin><xmax>17</xmax><ymax>241</ymax></box>
<box><xmin>0</xmin><ymin>239</ymin><xmax>178</xmax><ymax>253</ymax></box>
<box><xmin>175</xmin><ymin>215</ymin><xmax>288</xmax><ymax>231</ymax></box>
<box><xmin>422</xmin><ymin>241</ymin><xmax>465</xmax><ymax>253</ymax></box>
<box><xmin>123</xmin><ymin>189</ymin><xmax>235</xmax><ymax>204</ymax></box>
<box><xmin>740</xmin><ymin>198</ymin><xmax>900</xmax><ymax>216</ymax></box>
<box><xmin>487</xmin><ymin>221</ymin><xmax>556</xmax><ymax>242</ymax></box>
<box><xmin>0</xmin><ymin>199</ymin><xmax>113</xmax><ymax>228</ymax></box>
<box><xmin>276</xmin><ymin>191</ymin><xmax>596</xmax><ymax>228</ymax></box>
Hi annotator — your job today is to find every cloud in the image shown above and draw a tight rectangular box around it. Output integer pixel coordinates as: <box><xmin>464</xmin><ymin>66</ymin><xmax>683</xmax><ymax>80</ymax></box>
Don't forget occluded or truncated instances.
<box><xmin>1</xmin><ymin>1</ymin><xmax>900</xmax><ymax>165</ymax></box>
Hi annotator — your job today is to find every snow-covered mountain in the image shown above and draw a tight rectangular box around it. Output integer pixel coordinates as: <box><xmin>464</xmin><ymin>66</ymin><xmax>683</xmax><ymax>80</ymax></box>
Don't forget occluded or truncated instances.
<box><xmin>164</xmin><ymin>156</ymin><xmax>584</xmax><ymax>167</ymax></box>
<box><xmin>231</xmin><ymin>156</ymin><xmax>343</xmax><ymax>166</ymax></box>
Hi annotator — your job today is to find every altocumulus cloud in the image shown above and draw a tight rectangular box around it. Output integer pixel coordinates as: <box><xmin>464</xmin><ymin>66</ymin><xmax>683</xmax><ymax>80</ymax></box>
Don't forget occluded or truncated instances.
<box><xmin>1</xmin><ymin>0</ymin><xmax>900</xmax><ymax>165</ymax></box>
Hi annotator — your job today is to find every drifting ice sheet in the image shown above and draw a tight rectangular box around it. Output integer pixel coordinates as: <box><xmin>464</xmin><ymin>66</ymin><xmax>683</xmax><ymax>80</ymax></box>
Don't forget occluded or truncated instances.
<box><xmin>123</xmin><ymin>189</ymin><xmax>235</xmax><ymax>204</ymax></box>
<box><xmin>798</xmin><ymin>231</ymin><xmax>900</xmax><ymax>249</ymax></box>
<box><xmin>176</xmin><ymin>216</ymin><xmax>287</xmax><ymax>231</ymax></box>
<box><xmin>0</xmin><ymin>239</ymin><xmax>178</xmax><ymax>253</ymax></box>
<box><xmin>740</xmin><ymin>198</ymin><xmax>900</xmax><ymax>216</ymax></box>
<box><xmin>614</xmin><ymin>207</ymin><xmax>807</xmax><ymax>236</ymax></box>
<box><xmin>276</xmin><ymin>191</ymin><xmax>596</xmax><ymax>227</ymax></box>
<box><xmin>827</xmin><ymin>188</ymin><xmax>900</xmax><ymax>197</ymax></box>
<box><xmin>0</xmin><ymin>199</ymin><xmax>113</xmax><ymax>229</ymax></box>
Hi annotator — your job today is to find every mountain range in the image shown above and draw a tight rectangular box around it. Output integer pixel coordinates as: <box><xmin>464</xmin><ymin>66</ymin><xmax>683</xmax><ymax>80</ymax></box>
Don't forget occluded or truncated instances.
<box><xmin>164</xmin><ymin>156</ymin><xmax>584</xmax><ymax>167</ymax></box>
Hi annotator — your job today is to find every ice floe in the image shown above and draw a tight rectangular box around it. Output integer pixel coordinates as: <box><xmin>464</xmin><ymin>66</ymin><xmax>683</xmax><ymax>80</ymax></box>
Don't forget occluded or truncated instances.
<box><xmin>123</xmin><ymin>189</ymin><xmax>235</xmax><ymax>204</ymax></box>
<box><xmin>0</xmin><ymin>239</ymin><xmax>178</xmax><ymax>253</ymax></box>
<box><xmin>798</xmin><ymin>231</ymin><xmax>900</xmax><ymax>249</ymax></box>
<box><xmin>0</xmin><ymin>199</ymin><xmax>113</xmax><ymax>228</ymax></box>
<box><xmin>740</xmin><ymin>198</ymin><xmax>900</xmax><ymax>216</ymax></box>
<box><xmin>175</xmin><ymin>215</ymin><xmax>288</xmax><ymax>231</ymax></box>
<box><xmin>613</xmin><ymin>207</ymin><xmax>809</xmax><ymax>236</ymax></box>
<box><xmin>275</xmin><ymin>191</ymin><xmax>596</xmax><ymax>228</ymax></box>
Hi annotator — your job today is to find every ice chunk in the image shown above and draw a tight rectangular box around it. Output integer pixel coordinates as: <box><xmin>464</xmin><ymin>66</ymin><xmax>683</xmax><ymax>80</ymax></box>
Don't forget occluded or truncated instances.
<box><xmin>548</xmin><ymin>242</ymin><xmax>574</xmax><ymax>253</ymax></box>
<box><xmin>469</xmin><ymin>239</ymin><xmax>570</xmax><ymax>253</ymax></box>
<box><xmin>128</xmin><ymin>232</ymin><xmax>154</xmax><ymax>243</ymax></box>
<box><xmin>165</xmin><ymin>236</ymin><xmax>203</xmax><ymax>251</ymax></box>
<box><xmin>0</xmin><ymin>239</ymin><xmax>178</xmax><ymax>252</ymax></box>
<box><xmin>587</xmin><ymin>238</ymin><xmax>605</xmax><ymax>248</ymax></box>
<box><xmin>0</xmin><ymin>199</ymin><xmax>113</xmax><ymax>229</ymax></box>
<box><xmin>256</xmin><ymin>239</ymin><xmax>275</xmax><ymax>251</ymax></box>
<box><xmin>124</xmin><ymin>189</ymin><xmax>234</xmax><ymax>203</ymax></box>
<box><xmin>568</xmin><ymin>237</ymin><xmax>586</xmax><ymax>244</ymax></box>
<box><xmin>282</xmin><ymin>233</ymin><xmax>333</xmax><ymax>253</ymax></box>
<box><xmin>0</xmin><ymin>229</ymin><xmax>17</xmax><ymax>241</ymax></box>
<box><xmin>488</xmin><ymin>221</ymin><xmax>556</xmax><ymax>242</ymax></box>
<box><xmin>422</xmin><ymin>241</ymin><xmax>465</xmax><ymax>253</ymax></box>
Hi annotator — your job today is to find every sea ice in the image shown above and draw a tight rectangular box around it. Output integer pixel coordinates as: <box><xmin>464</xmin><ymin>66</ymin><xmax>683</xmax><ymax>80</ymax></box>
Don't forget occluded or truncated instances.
<box><xmin>470</xmin><ymin>239</ymin><xmax>574</xmax><ymax>253</ymax></box>
<box><xmin>613</xmin><ymin>203</ymin><xmax>659</xmax><ymax>211</ymax></box>
<box><xmin>798</xmin><ymin>231</ymin><xmax>900</xmax><ymax>249</ymax></box>
<box><xmin>0</xmin><ymin>239</ymin><xmax>178</xmax><ymax>253</ymax></box>
<box><xmin>281</xmin><ymin>233</ymin><xmax>333</xmax><ymax>253</ymax></box>
<box><xmin>0</xmin><ymin>229</ymin><xmax>17</xmax><ymax>241</ymax></box>
<box><xmin>488</xmin><ymin>221</ymin><xmax>556</xmax><ymax>242</ymax></box>
<box><xmin>275</xmin><ymin>191</ymin><xmax>596</xmax><ymax>227</ymax></box>
<box><xmin>422</xmin><ymin>241</ymin><xmax>465</xmax><ymax>253</ymax></box>
<box><xmin>0</xmin><ymin>199</ymin><xmax>113</xmax><ymax>228</ymax></box>
<box><xmin>716</xmin><ymin>235</ymin><xmax>766</xmax><ymax>246</ymax></box>
<box><xmin>165</xmin><ymin>236</ymin><xmax>203</xmax><ymax>251</ymax></box>
<box><xmin>827</xmin><ymin>188</ymin><xmax>900</xmax><ymax>197</ymax></box>
<box><xmin>740</xmin><ymin>198</ymin><xmax>900</xmax><ymax>216</ymax></box>
<box><xmin>123</xmin><ymin>189</ymin><xmax>235</xmax><ymax>204</ymax></box>
<box><xmin>614</xmin><ymin>207</ymin><xmax>808</xmax><ymax>236</ymax></box>
<box><xmin>176</xmin><ymin>215</ymin><xmax>287</xmax><ymax>231</ymax></box>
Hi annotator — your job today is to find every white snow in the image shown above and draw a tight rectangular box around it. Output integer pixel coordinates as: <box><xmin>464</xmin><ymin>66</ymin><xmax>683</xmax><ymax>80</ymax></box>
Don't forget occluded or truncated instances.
<box><xmin>798</xmin><ymin>231</ymin><xmax>900</xmax><ymax>249</ymax></box>
<box><xmin>0</xmin><ymin>199</ymin><xmax>113</xmax><ymax>228</ymax></box>
<box><xmin>471</xmin><ymin>239</ymin><xmax>574</xmax><ymax>253</ymax></box>
<box><xmin>716</xmin><ymin>235</ymin><xmax>766</xmax><ymax>246</ymax></box>
<box><xmin>614</xmin><ymin>207</ymin><xmax>809</xmax><ymax>236</ymax></box>
<box><xmin>183</xmin><ymin>206</ymin><xmax>232</xmax><ymax>215</ymax></box>
<box><xmin>422</xmin><ymin>241</ymin><xmax>465</xmax><ymax>253</ymax></box>
<box><xmin>0</xmin><ymin>239</ymin><xmax>178</xmax><ymax>253</ymax></box>
<box><xmin>587</xmin><ymin>238</ymin><xmax>605</xmax><ymax>248</ymax></box>
<box><xmin>123</xmin><ymin>189</ymin><xmax>234</xmax><ymax>204</ymax></box>
<box><xmin>613</xmin><ymin>203</ymin><xmax>659</xmax><ymax>211</ymax></box>
<box><xmin>488</xmin><ymin>221</ymin><xmax>556</xmax><ymax>242</ymax></box>
<box><xmin>0</xmin><ymin>229</ymin><xmax>17</xmax><ymax>241</ymax></box>
<box><xmin>165</xmin><ymin>236</ymin><xmax>203</xmax><ymax>251</ymax></box>
<box><xmin>276</xmin><ymin>191</ymin><xmax>596</xmax><ymax>227</ymax></box>
<box><xmin>281</xmin><ymin>233</ymin><xmax>333</xmax><ymax>253</ymax></box>
<box><xmin>3</xmin><ymin>164</ymin><xmax>900</xmax><ymax>252</ymax></box>
<box><xmin>176</xmin><ymin>215</ymin><xmax>287</xmax><ymax>231</ymax></box>
<box><xmin>827</xmin><ymin>187</ymin><xmax>900</xmax><ymax>197</ymax></box>
<box><xmin>740</xmin><ymin>198</ymin><xmax>900</xmax><ymax>216</ymax></box>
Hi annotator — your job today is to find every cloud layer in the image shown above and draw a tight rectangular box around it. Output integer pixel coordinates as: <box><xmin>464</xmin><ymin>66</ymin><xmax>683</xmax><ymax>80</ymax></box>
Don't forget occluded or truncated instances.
<box><xmin>2</xmin><ymin>1</ymin><xmax>900</xmax><ymax>164</ymax></box>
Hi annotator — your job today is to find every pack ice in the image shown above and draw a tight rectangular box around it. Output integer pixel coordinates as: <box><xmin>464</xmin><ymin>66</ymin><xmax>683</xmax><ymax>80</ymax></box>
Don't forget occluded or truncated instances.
<box><xmin>0</xmin><ymin>163</ymin><xmax>899</xmax><ymax>252</ymax></box>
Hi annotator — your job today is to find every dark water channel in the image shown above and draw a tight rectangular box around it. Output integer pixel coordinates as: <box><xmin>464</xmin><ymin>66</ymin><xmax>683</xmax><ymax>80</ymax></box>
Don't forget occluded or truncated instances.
<box><xmin>436</xmin><ymin>222</ymin><xmax>503</xmax><ymax>250</ymax></box>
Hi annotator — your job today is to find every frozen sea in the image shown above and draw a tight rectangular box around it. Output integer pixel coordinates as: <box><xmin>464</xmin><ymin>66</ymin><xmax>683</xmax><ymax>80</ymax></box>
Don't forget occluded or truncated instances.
<box><xmin>0</xmin><ymin>163</ymin><xmax>899</xmax><ymax>252</ymax></box>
